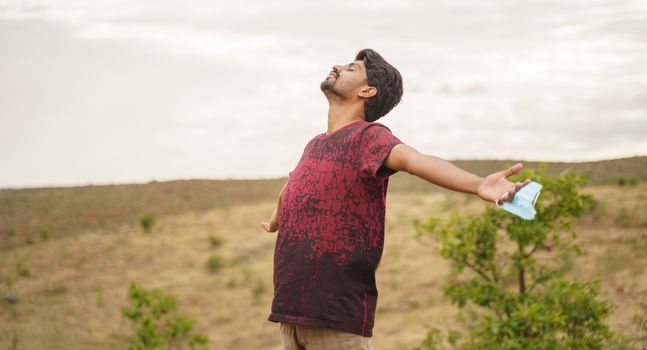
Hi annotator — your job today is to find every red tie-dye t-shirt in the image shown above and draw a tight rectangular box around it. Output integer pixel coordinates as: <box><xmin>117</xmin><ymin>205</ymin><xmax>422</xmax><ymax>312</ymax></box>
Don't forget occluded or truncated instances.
<box><xmin>268</xmin><ymin>120</ymin><xmax>403</xmax><ymax>337</ymax></box>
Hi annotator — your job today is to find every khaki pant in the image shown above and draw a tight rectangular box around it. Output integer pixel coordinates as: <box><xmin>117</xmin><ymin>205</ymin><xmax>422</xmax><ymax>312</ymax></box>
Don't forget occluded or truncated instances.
<box><xmin>280</xmin><ymin>322</ymin><xmax>372</xmax><ymax>350</ymax></box>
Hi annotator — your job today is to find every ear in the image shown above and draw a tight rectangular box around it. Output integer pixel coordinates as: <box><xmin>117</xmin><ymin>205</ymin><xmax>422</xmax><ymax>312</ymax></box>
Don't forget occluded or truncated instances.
<box><xmin>358</xmin><ymin>85</ymin><xmax>377</xmax><ymax>99</ymax></box>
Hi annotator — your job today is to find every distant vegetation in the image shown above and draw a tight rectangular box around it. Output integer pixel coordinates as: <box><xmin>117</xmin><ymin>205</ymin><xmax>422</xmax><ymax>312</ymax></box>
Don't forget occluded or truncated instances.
<box><xmin>206</xmin><ymin>254</ymin><xmax>224</xmax><ymax>273</ymax></box>
<box><xmin>1</xmin><ymin>156</ymin><xmax>645</xmax><ymax>250</ymax></box>
<box><xmin>139</xmin><ymin>213</ymin><xmax>156</xmax><ymax>233</ymax></box>
<box><xmin>0</xmin><ymin>178</ymin><xmax>286</xmax><ymax>249</ymax></box>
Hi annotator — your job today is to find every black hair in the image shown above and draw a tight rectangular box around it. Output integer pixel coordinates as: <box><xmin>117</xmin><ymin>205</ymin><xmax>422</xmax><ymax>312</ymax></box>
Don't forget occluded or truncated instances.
<box><xmin>355</xmin><ymin>48</ymin><xmax>403</xmax><ymax>122</ymax></box>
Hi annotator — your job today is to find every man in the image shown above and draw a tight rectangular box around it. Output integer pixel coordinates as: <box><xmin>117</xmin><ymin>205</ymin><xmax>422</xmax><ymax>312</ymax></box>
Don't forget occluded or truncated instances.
<box><xmin>261</xmin><ymin>48</ymin><xmax>530</xmax><ymax>350</ymax></box>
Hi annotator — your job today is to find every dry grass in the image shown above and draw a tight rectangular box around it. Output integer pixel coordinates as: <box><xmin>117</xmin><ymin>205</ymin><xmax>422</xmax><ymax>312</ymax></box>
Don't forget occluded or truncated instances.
<box><xmin>3</xmin><ymin>156</ymin><xmax>646</xmax><ymax>250</ymax></box>
<box><xmin>1</xmin><ymin>184</ymin><xmax>646</xmax><ymax>349</ymax></box>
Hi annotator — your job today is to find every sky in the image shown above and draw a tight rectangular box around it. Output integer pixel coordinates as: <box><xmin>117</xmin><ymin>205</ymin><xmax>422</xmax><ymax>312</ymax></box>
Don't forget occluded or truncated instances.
<box><xmin>1</xmin><ymin>0</ymin><xmax>646</xmax><ymax>188</ymax></box>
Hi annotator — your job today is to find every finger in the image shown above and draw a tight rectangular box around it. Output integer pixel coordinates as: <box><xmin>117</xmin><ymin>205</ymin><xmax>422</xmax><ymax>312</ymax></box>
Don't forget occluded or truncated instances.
<box><xmin>501</xmin><ymin>187</ymin><xmax>516</xmax><ymax>203</ymax></box>
<box><xmin>497</xmin><ymin>192</ymin><xmax>509</xmax><ymax>205</ymax></box>
<box><xmin>503</xmin><ymin>163</ymin><xmax>524</xmax><ymax>177</ymax></box>
<box><xmin>261</xmin><ymin>222</ymin><xmax>270</xmax><ymax>232</ymax></box>
<box><xmin>514</xmin><ymin>179</ymin><xmax>532</xmax><ymax>191</ymax></box>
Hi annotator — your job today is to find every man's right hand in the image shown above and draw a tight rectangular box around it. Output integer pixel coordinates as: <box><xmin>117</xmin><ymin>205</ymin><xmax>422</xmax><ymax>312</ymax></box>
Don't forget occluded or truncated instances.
<box><xmin>262</xmin><ymin>179</ymin><xmax>288</xmax><ymax>233</ymax></box>
<box><xmin>261</xmin><ymin>207</ymin><xmax>279</xmax><ymax>233</ymax></box>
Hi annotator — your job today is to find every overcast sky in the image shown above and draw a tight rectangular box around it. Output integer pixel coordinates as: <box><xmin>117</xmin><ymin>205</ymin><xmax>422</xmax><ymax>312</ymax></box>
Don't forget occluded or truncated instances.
<box><xmin>1</xmin><ymin>0</ymin><xmax>646</xmax><ymax>188</ymax></box>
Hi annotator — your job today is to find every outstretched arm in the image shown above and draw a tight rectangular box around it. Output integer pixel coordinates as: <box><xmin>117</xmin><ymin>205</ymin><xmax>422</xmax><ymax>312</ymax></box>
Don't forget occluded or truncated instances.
<box><xmin>261</xmin><ymin>179</ymin><xmax>288</xmax><ymax>232</ymax></box>
<box><xmin>384</xmin><ymin>144</ymin><xmax>530</xmax><ymax>204</ymax></box>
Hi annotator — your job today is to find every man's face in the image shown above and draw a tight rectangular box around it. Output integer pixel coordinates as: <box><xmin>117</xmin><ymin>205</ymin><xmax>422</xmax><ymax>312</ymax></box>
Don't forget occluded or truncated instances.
<box><xmin>320</xmin><ymin>60</ymin><xmax>368</xmax><ymax>99</ymax></box>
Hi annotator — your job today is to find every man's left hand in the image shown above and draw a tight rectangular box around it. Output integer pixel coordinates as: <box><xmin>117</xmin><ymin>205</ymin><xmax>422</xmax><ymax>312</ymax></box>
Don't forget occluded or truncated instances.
<box><xmin>477</xmin><ymin>163</ymin><xmax>531</xmax><ymax>204</ymax></box>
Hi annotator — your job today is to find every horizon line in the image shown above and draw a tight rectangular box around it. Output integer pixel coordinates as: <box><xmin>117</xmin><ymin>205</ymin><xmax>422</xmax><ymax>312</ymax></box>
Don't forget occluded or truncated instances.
<box><xmin>2</xmin><ymin>154</ymin><xmax>644</xmax><ymax>191</ymax></box>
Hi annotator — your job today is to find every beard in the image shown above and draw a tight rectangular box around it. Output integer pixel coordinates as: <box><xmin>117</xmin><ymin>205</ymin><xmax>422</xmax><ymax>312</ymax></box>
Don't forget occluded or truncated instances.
<box><xmin>320</xmin><ymin>76</ymin><xmax>345</xmax><ymax>101</ymax></box>
<box><xmin>320</xmin><ymin>76</ymin><xmax>335</xmax><ymax>92</ymax></box>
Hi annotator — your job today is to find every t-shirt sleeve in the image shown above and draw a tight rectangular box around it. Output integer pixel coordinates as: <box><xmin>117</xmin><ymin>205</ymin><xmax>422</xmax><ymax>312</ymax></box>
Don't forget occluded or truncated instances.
<box><xmin>358</xmin><ymin>123</ymin><xmax>403</xmax><ymax>181</ymax></box>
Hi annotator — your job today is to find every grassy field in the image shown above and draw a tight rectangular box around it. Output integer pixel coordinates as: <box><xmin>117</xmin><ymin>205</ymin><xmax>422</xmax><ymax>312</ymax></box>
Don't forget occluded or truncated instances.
<box><xmin>2</xmin><ymin>156</ymin><xmax>646</xmax><ymax>251</ymax></box>
<box><xmin>1</xmin><ymin>159</ymin><xmax>646</xmax><ymax>349</ymax></box>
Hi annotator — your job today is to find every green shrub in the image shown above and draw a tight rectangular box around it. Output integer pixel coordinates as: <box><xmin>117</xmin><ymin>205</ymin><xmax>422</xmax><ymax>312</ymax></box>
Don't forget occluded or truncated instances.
<box><xmin>39</xmin><ymin>226</ymin><xmax>49</xmax><ymax>241</ymax></box>
<box><xmin>412</xmin><ymin>169</ymin><xmax>629</xmax><ymax>349</ymax></box>
<box><xmin>139</xmin><ymin>213</ymin><xmax>156</xmax><ymax>233</ymax></box>
<box><xmin>206</xmin><ymin>254</ymin><xmax>224</xmax><ymax>272</ymax></box>
<box><xmin>409</xmin><ymin>328</ymin><xmax>443</xmax><ymax>350</ymax></box>
<box><xmin>16</xmin><ymin>262</ymin><xmax>29</xmax><ymax>278</ymax></box>
<box><xmin>208</xmin><ymin>235</ymin><xmax>223</xmax><ymax>248</ymax></box>
<box><xmin>121</xmin><ymin>281</ymin><xmax>209</xmax><ymax>350</ymax></box>
<box><xmin>616</xmin><ymin>177</ymin><xmax>639</xmax><ymax>186</ymax></box>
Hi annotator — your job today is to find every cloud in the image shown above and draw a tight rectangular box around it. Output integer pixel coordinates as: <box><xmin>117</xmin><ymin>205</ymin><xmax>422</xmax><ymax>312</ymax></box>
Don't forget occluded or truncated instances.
<box><xmin>1</xmin><ymin>0</ymin><xmax>647</xmax><ymax>187</ymax></box>
<box><xmin>75</xmin><ymin>21</ymin><xmax>298</xmax><ymax>59</ymax></box>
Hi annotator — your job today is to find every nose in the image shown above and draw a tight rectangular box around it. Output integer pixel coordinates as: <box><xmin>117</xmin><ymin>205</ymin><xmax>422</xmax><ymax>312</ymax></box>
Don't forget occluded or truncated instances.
<box><xmin>332</xmin><ymin>65</ymin><xmax>343</xmax><ymax>74</ymax></box>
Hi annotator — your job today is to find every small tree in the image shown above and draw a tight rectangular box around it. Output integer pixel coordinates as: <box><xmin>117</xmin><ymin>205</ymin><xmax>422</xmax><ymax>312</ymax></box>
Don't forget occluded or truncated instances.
<box><xmin>412</xmin><ymin>167</ymin><xmax>631</xmax><ymax>349</ymax></box>
<box><xmin>140</xmin><ymin>213</ymin><xmax>156</xmax><ymax>233</ymax></box>
<box><xmin>122</xmin><ymin>282</ymin><xmax>209</xmax><ymax>350</ymax></box>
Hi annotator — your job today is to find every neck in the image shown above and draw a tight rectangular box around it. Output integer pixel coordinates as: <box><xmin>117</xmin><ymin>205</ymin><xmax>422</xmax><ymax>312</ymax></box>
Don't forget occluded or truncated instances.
<box><xmin>326</xmin><ymin>102</ymin><xmax>365</xmax><ymax>135</ymax></box>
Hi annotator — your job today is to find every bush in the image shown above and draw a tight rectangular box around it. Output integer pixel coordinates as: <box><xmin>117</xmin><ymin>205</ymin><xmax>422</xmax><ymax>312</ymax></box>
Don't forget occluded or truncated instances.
<box><xmin>616</xmin><ymin>177</ymin><xmax>639</xmax><ymax>186</ymax></box>
<box><xmin>139</xmin><ymin>213</ymin><xmax>156</xmax><ymax>233</ymax></box>
<box><xmin>39</xmin><ymin>226</ymin><xmax>49</xmax><ymax>241</ymax></box>
<box><xmin>206</xmin><ymin>254</ymin><xmax>224</xmax><ymax>272</ymax></box>
<box><xmin>208</xmin><ymin>235</ymin><xmax>223</xmax><ymax>248</ymax></box>
<box><xmin>412</xmin><ymin>169</ymin><xmax>630</xmax><ymax>349</ymax></box>
<box><xmin>121</xmin><ymin>281</ymin><xmax>209</xmax><ymax>350</ymax></box>
<box><xmin>16</xmin><ymin>262</ymin><xmax>29</xmax><ymax>278</ymax></box>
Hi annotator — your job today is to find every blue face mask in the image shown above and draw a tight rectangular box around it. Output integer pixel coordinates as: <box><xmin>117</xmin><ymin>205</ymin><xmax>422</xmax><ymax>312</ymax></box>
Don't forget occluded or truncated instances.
<box><xmin>497</xmin><ymin>181</ymin><xmax>543</xmax><ymax>220</ymax></box>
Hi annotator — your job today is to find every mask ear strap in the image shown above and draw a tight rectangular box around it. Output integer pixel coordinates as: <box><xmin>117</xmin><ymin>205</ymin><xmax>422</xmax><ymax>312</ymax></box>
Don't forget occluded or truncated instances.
<box><xmin>532</xmin><ymin>190</ymin><xmax>540</xmax><ymax>206</ymax></box>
